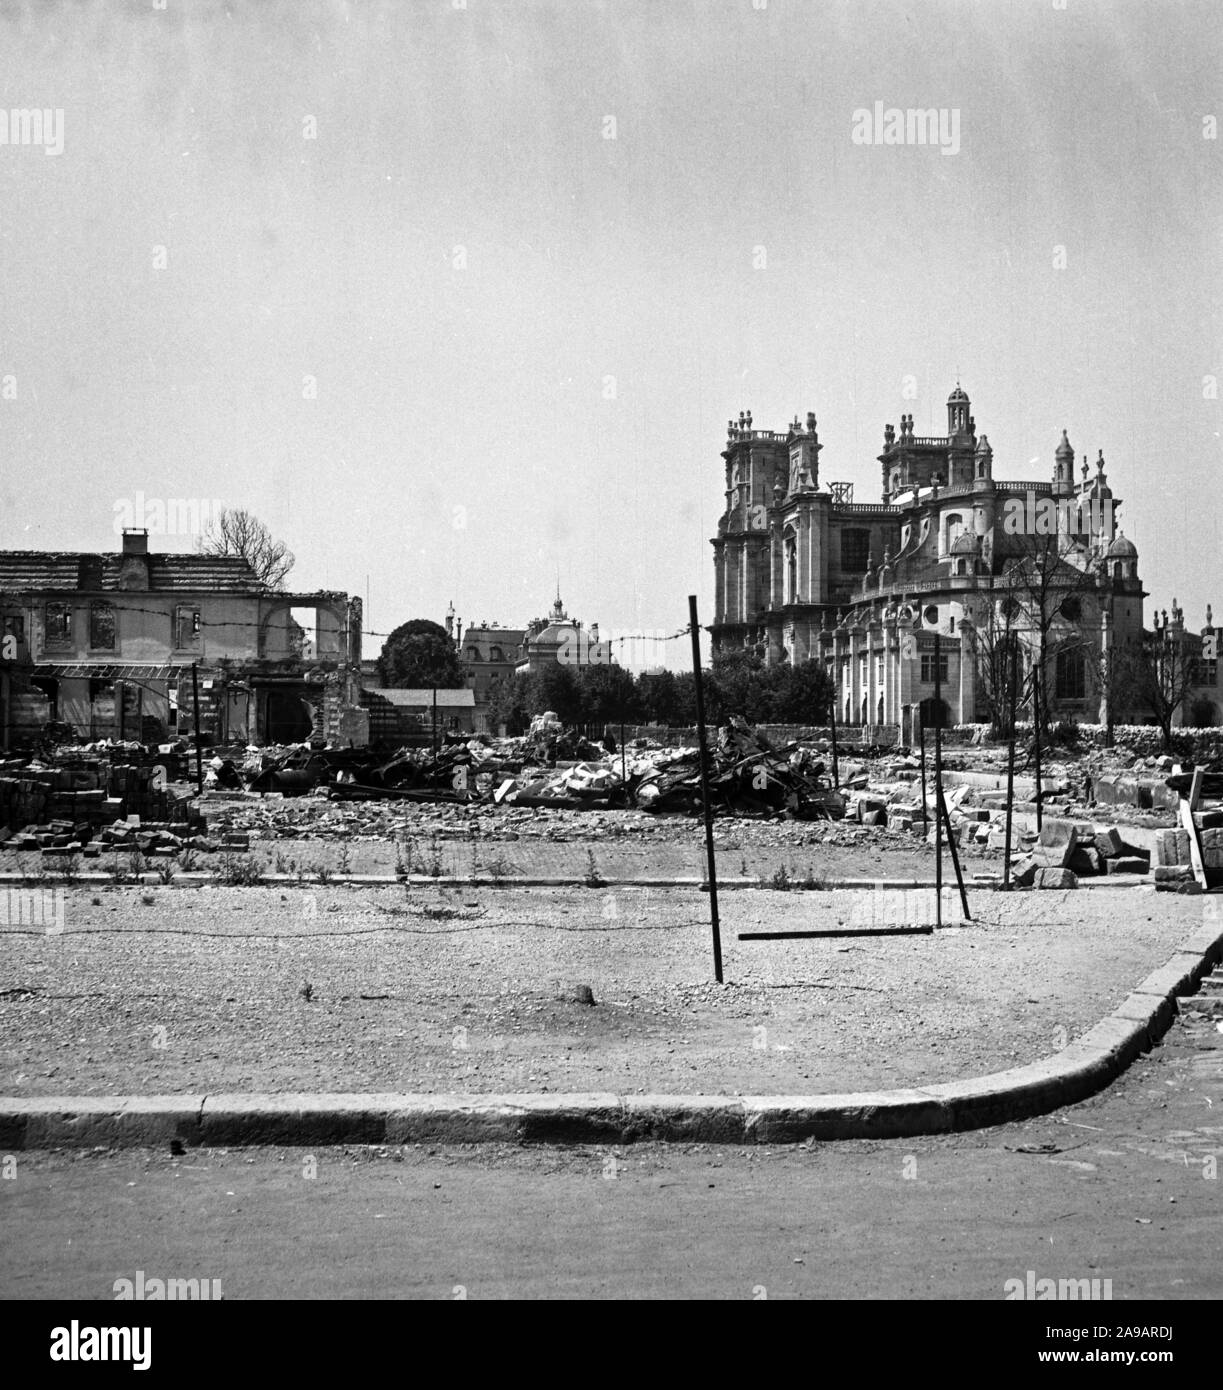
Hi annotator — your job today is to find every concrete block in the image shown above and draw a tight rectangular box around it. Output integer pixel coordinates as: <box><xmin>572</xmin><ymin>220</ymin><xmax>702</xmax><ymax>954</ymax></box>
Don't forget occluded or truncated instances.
<box><xmin>1068</xmin><ymin>845</ymin><xmax>1104</xmax><ymax>876</ymax></box>
<box><xmin>1106</xmin><ymin>856</ymin><xmax>1149</xmax><ymax>875</ymax></box>
<box><xmin>1153</xmin><ymin>864</ymin><xmax>1192</xmax><ymax>883</ymax></box>
<box><xmin>1010</xmin><ymin>857</ymin><xmax>1039</xmax><ymax>887</ymax></box>
<box><xmin>1035</xmin><ymin>866</ymin><xmax>1079</xmax><ymax>889</ymax></box>
<box><xmin>1094</xmin><ymin>827</ymin><xmax>1125</xmax><ymax>858</ymax></box>
<box><xmin>1033</xmin><ymin>820</ymin><xmax>1077</xmax><ymax>867</ymax></box>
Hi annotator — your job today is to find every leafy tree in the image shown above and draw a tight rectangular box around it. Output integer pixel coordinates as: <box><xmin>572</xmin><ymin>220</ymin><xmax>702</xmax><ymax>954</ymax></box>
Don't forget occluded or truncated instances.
<box><xmin>487</xmin><ymin>672</ymin><xmax>533</xmax><ymax>735</ymax></box>
<box><xmin>576</xmin><ymin>663</ymin><xmax>639</xmax><ymax>727</ymax></box>
<box><xmin>637</xmin><ymin>670</ymin><xmax>682</xmax><ymax>725</ymax></box>
<box><xmin>197</xmin><ymin>508</ymin><xmax>294</xmax><ymax>590</ymax></box>
<box><xmin>377</xmin><ymin>618</ymin><xmax>465</xmax><ymax>689</ymax></box>
<box><xmin>709</xmin><ymin>650</ymin><xmax>766</xmax><ymax>722</ymax></box>
<box><xmin>770</xmin><ymin>659</ymin><xmax>835</xmax><ymax>723</ymax></box>
<box><xmin>527</xmin><ymin>663</ymin><xmax>583</xmax><ymax>725</ymax></box>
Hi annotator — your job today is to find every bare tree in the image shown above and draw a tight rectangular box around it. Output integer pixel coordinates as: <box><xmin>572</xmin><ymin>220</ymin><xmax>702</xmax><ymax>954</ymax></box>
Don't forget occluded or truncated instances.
<box><xmin>1109</xmin><ymin>634</ymin><xmax>1198</xmax><ymax>752</ymax></box>
<box><xmin>968</xmin><ymin>527</ymin><xmax>1099</xmax><ymax>739</ymax></box>
<box><xmin>197</xmin><ymin>508</ymin><xmax>294</xmax><ymax>590</ymax></box>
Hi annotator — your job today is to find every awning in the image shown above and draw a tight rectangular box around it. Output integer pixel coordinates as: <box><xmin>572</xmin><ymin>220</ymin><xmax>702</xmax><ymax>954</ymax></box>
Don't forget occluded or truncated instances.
<box><xmin>30</xmin><ymin>663</ymin><xmax>194</xmax><ymax>681</ymax></box>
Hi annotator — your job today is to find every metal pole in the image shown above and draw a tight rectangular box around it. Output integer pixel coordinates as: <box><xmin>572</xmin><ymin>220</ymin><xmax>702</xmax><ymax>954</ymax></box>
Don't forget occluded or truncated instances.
<box><xmin>191</xmin><ymin>663</ymin><xmax>204</xmax><ymax>795</ymax></box>
<box><xmin>918</xmin><ymin>709</ymin><xmax>929</xmax><ymax>834</ymax></box>
<box><xmin>619</xmin><ymin>720</ymin><xmax>626</xmax><ymax>789</ymax></box>
<box><xmin>432</xmin><ymin>687</ymin><xmax>438</xmax><ymax>755</ymax></box>
<box><xmin>1004</xmin><ymin>645</ymin><xmax>1016</xmax><ymax>888</ymax></box>
<box><xmin>937</xmin><ymin>781</ymin><xmax>972</xmax><ymax>920</ymax></box>
<box><xmin>688</xmin><ymin>595</ymin><xmax>723</xmax><ymax>984</ymax></box>
<box><xmin>1033</xmin><ymin>659</ymin><xmax>1043</xmax><ymax>832</ymax></box>
<box><xmin>829</xmin><ymin>680</ymin><xmax>840</xmax><ymax>788</ymax></box>
<box><xmin>933</xmin><ymin>632</ymin><xmax>943</xmax><ymax>928</ymax></box>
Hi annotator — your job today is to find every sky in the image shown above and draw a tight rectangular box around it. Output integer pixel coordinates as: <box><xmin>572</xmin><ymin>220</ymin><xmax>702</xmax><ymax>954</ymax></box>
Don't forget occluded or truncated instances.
<box><xmin>0</xmin><ymin>0</ymin><xmax>1219</xmax><ymax>669</ymax></box>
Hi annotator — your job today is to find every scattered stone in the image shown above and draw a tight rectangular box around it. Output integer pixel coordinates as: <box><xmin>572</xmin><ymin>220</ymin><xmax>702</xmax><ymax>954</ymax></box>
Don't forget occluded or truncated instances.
<box><xmin>556</xmin><ymin>982</ymin><xmax>595</xmax><ymax>1006</ymax></box>
<box><xmin>1106</xmin><ymin>856</ymin><xmax>1148</xmax><ymax>875</ymax></box>
<box><xmin>1035</xmin><ymin>867</ymin><xmax>1079</xmax><ymax>889</ymax></box>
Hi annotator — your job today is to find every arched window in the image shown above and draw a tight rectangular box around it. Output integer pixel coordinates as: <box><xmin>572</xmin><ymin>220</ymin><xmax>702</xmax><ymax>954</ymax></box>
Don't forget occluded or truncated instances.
<box><xmin>784</xmin><ymin>527</ymin><xmax>798</xmax><ymax>603</ymax></box>
<box><xmin>489</xmin><ymin>646</ymin><xmax>503</xmax><ymax>662</ymax></box>
<box><xmin>944</xmin><ymin>513</ymin><xmax>964</xmax><ymax>551</ymax></box>
<box><xmin>1055</xmin><ymin>646</ymin><xmax>1085</xmax><ymax>700</ymax></box>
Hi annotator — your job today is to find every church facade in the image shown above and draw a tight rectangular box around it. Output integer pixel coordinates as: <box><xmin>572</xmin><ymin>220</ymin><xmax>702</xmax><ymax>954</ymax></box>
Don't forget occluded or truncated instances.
<box><xmin>710</xmin><ymin>385</ymin><xmax>1146</xmax><ymax>736</ymax></box>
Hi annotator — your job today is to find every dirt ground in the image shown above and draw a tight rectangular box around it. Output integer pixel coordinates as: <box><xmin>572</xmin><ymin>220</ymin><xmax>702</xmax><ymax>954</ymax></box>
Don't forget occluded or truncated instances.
<box><xmin>0</xmin><ymin>879</ymin><xmax>1210</xmax><ymax>1098</ymax></box>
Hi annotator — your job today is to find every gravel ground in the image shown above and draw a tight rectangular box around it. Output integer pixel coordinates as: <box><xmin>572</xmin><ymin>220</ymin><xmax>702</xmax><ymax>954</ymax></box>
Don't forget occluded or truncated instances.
<box><xmin>0</xmin><ymin>880</ymin><xmax>1207</xmax><ymax>1098</ymax></box>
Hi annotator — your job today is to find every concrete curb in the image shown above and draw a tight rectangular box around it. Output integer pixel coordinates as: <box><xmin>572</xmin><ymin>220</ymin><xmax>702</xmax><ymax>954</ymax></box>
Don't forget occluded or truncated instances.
<box><xmin>2</xmin><ymin>912</ymin><xmax>1218</xmax><ymax>1150</ymax></box>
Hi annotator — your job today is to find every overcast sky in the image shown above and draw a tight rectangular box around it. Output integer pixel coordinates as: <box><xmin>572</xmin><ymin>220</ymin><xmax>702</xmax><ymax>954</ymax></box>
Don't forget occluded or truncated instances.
<box><xmin>0</xmin><ymin>0</ymin><xmax>1219</xmax><ymax>669</ymax></box>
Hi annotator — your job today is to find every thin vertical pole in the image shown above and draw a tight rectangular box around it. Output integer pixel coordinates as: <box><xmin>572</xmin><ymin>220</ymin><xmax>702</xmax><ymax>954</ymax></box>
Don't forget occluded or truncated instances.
<box><xmin>1004</xmin><ymin>644</ymin><xmax>1016</xmax><ymax>888</ymax></box>
<box><xmin>688</xmin><ymin>596</ymin><xmax>723</xmax><ymax>984</ymax></box>
<box><xmin>918</xmin><ymin>710</ymin><xmax>929</xmax><ymax>833</ymax></box>
<box><xmin>432</xmin><ymin>687</ymin><xmax>438</xmax><ymax>754</ymax></box>
<box><xmin>619</xmin><ymin>720</ymin><xmax>626</xmax><ymax>789</ymax></box>
<box><xmin>937</xmin><ymin>781</ymin><xmax>971</xmax><ymax>920</ymax></box>
<box><xmin>829</xmin><ymin>680</ymin><xmax>840</xmax><ymax>788</ymax></box>
<box><xmin>1033</xmin><ymin>659</ymin><xmax>1043</xmax><ymax>832</ymax></box>
<box><xmin>933</xmin><ymin>632</ymin><xmax>943</xmax><ymax>927</ymax></box>
<box><xmin>191</xmin><ymin>663</ymin><xmax>204</xmax><ymax>795</ymax></box>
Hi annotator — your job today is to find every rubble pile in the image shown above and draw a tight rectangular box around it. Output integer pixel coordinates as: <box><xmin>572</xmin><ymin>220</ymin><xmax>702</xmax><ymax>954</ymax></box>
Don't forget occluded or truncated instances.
<box><xmin>0</xmin><ymin>750</ymin><xmax>203</xmax><ymax>855</ymax></box>
<box><xmin>2</xmin><ymin>718</ymin><xmax>1219</xmax><ymax>890</ymax></box>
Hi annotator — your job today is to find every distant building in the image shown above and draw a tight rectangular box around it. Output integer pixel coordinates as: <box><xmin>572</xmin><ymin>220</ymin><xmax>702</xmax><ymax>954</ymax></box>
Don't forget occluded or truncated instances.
<box><xmin>710</xmin><ymin>385</ymin><xmax>1145</xmax><ymax>737</ymax></box>
<box><xmin>449</xmin><ymin>594</ymin><xmax>618</xmax><ymax>733</ymax></box>
<box><xmin>361</xmin><ymin>686</ymin><xmax>476</xmax><ymax>742</ymax></box>
<box><xmin>1152</xmin><ymin>601</ymin><xmax>1221</xmax><ymax>727</ymax></box>
<box><xmin>515</xmin><ymin>593</ymin><xmax>610</xmax><ymax>675</ymax></box>
<box><xmin>453</xmin><ymin>607</ymin><xmax>528</xmax><ymax>734</ymax></box>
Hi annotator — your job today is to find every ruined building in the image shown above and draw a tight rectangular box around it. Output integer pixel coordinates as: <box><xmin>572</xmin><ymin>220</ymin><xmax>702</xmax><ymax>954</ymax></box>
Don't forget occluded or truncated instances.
<box><xmin>0</xmin><ymin>529</ymin><xmax>367</xmax><ymax>749</ymax></box>
<box><xmin>710</xmin><ymin>385</ymin><xmax>1145</xmax><ymax>737</ymax></box>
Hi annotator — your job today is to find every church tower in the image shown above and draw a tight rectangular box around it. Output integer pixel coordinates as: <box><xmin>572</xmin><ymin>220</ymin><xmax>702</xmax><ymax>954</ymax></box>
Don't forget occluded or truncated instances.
<box><xmin>1053</xmin><ymin>429</ymin><xmax>1075</xmax><ymax>496</ymax></box>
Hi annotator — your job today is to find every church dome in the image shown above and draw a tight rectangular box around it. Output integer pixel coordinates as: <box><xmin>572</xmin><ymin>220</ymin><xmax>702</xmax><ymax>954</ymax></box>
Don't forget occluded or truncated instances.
<box><xmin>1106</xmin><ymin>532</ymin><xmax>1137</xmax><ymax>559</ymax></box>
<box><xmin>1055</xmin><ymin>429</ymin><xmax>1074</xmax><ymax>460</ymax></box>
<box><xmin>947</xmin><ymin>385</ymin><xmax>969</xmax><ymax>404</ymax></box>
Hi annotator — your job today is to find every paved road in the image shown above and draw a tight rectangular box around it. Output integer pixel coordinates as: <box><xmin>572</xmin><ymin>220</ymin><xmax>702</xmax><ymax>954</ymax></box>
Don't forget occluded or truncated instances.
<box><xmin>2</xmin><ymin>1012</ymin><xmax>1220</xmax><ymax>1302</ymax></box>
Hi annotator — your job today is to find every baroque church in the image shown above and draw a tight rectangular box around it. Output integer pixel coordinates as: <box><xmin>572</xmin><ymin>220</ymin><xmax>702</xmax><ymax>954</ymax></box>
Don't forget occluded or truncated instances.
<box><xmin>709</xmin><ymin>384</ymin><xmax>1145</xmax><ymax>738</ymax></box>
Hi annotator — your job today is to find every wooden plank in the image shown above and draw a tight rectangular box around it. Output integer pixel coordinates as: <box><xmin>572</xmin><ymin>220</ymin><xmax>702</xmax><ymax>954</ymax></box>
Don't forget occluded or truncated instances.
<box><xmin>1179</xmin><ymin>797</ymin><xmax>1209</xmax><ymax>889</ymax></box>
<box><xmin>1188</xmin><ymin>767</ymin><xmax>1204</xmax><ymax>813</ymax></box>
